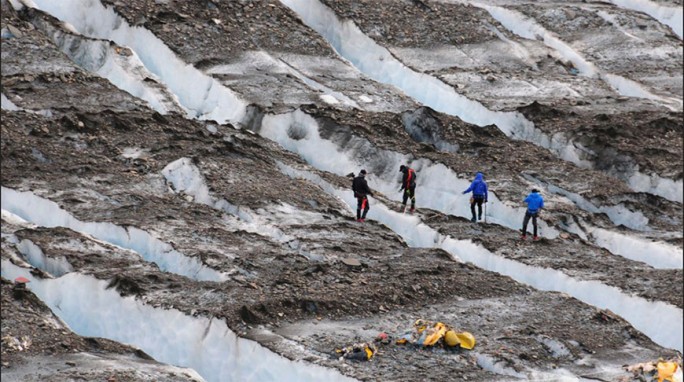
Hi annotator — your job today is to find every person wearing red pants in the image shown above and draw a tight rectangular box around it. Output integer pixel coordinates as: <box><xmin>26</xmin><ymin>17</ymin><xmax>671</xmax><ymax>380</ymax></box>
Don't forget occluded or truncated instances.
<box><xmin>352</xmin><ymin>169</ymin><xmax>374</xmax><ymax>222</ymax></box>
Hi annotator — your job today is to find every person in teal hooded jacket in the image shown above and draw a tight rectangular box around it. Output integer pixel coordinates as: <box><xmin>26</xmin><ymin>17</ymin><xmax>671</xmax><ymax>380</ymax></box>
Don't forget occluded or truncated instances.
<box><xmin>462</xmin><ymin>172</ymin><xmax>488</xmax><ymax>222</ymax></box>
<box><xmin>521</xmin><ymin>189</ymin><xmax>544</xmax><ymax>240</ymax></box>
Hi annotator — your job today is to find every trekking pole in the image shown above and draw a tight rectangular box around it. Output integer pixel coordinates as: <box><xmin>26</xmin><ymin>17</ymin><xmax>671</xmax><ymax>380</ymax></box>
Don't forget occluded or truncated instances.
<box><xmin>484</xmin><ymin>202</ymin><xmax>487</xmax><ymax>223</ymax></box>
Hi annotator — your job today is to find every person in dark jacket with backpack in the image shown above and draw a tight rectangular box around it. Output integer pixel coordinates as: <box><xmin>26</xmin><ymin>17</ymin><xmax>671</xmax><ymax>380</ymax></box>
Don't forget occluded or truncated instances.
<box><xmin>462</xmin><ymin>172</ymin><xmax>488</xmax><ymax>222</ymax></box>
<box><xmin>399</xmin><ymin>165</ymin><xmax>417</xmax><ymax>213</ymax></box>
<box><xmin>352</xmin><ymin>169</ymin><xmax>374</xmax><ymax>222</ymax></box>
<box><xmin>521</xmin><ymin>189</ymin><xmax>544</xmax><ymax>241</ymax></box>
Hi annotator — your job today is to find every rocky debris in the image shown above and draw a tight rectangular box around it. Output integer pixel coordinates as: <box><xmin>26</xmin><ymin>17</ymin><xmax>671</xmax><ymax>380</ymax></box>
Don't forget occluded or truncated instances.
<box><xmin>1</xmin><ymin>0</ymin><xmax>682</xmax><ymax>380</ymax></box>
<box><xmin>100</xmin><ymin>0</ymin><xmax>417</xmax><ymax>112</ymax></box>
<box><xmin>320</xmin><ymin>0</ymin><xmax>498</xmax><ymax>46</ymax></box>
<box><xmin>518</xmin><ymin>101</ymin><xmax>683</xmax><ymax>180</ymax></box>
<box><xmin>101</xmin><ymin>0</ymin><xmax>338</xmax><ymax>63</ymax></box>
<box><xmin>340</xmin><ymin>257</ymin><xmax>362</xmax><ymax>267</ymax></box>
<box><xmin>270</xmin><ymin>292</ymin><xmax>679</xmax><ymax>381</ymax></box>
<box><xmin>2</xmin><ymin>101</ymin><xmax>680</xmax><ymax>379</ymax></box>
<box><xmin>312</xmin><ymin>0</ymin><xmax>682</xmax><ymax>183</ymax></box>
<box><xmin>3</xmin><ymin>104</ymin><xmax>679</xmax><ymax>313</ymax></box>
<box><xmin>2</xmin><ymin>216</ymin><xmax>528</xmax><ymax>329</ymax></box>
<box><xmin>514</xmin><ymin>1</ymin><xmax>682</xmax><ymax>82</ymax></box>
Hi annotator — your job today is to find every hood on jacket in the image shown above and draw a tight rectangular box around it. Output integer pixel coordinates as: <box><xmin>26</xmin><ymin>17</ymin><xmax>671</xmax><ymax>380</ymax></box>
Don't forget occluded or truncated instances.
<box><xmin>474</xmin><ymin>172</ymin><xmax>483</xmax><ymax>181</ymax></box>
<box><xmin>527</xmin><ymin>192</ymin><xmax>542</xmax><ymax>201</ymax></box>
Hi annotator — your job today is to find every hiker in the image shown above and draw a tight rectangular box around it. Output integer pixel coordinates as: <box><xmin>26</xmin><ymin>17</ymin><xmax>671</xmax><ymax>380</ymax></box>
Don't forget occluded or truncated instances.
<box><xmin>352</xmin><ymin>169</ymin><xmax>374</xmax><ymax>222</ymax></box>
<box><xmin>462</xmin><ymin>172</ymin><xmax>488</xmax><ymax>222</ymax></box>
<box><xmin>521</xmin><ymin>189</ymin><xmax>544</xmax><ymax>241</ymax></box>
<box><xmin>399</xmin><ymin>165</ymin><xmax>417</xmax><ymax>213</ymax></box>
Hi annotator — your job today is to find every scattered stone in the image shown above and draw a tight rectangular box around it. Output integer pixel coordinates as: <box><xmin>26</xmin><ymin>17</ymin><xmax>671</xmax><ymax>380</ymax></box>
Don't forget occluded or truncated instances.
<box><xmin>341</xmin><ymin>258</ymin><xmax>361</xmax><ymax>267</ymax></box>
<box><xmin>7</xmin><ymin>25</ymin><xmax>23</xmax><ymax>38</ymax></box>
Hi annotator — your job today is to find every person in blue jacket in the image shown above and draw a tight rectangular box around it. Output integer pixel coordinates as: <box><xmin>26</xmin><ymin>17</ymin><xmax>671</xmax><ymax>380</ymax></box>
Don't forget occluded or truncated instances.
<box><xmin>462</xmin><ymin>172</ymin><xmax>488</xmax><ymax>222</ymax></box>
<box><xmin>521</xmin><ymin>189</ymin><xmax>544</xmax><ymax>241</ymax></box>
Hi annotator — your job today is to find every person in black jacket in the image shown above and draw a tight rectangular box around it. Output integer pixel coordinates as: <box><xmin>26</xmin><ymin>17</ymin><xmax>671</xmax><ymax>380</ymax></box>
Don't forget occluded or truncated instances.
<box><xmin>399</xmin><ymin>165</ymin><xmax>417</xmax><ymax>213</ymax></box>
<box><xmin>352</xmin><ymin>169</ymin><xmax>374</xmax><ymax>222</ymax></box>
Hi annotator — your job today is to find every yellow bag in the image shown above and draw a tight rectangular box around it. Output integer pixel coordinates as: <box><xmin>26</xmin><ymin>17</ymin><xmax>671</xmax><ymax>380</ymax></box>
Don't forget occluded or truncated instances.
<box><xmin>443</xmin><ymin>330</ymin><xmax>476</xmax><ymax>349</ymax></box>
<box><xmin>444</xmin><ymin>330</ymin><xmax>459</xmax><ymax>347</ymax></box>
<box><xmin>657</xmin><ymin>362</ymin><xmax>679</xmax><ymax>382</ymax></box>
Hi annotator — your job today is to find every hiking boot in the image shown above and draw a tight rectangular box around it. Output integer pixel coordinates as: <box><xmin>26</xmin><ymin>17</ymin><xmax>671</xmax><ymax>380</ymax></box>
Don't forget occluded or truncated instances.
<box><xmin>533</xmin><ymin>236</ymin><xmax>540</xmax><ymax>241</ymax></box>
<box><xmin>357</xmin><ymin>218</ymin><xmax>364</xmax><ymax>222</ymax></box>
<box><xmin>478</xmin><ymin>215</ymin><xmax>482</xmax><ymax>221</ymax></box>
<box><xmin>409</xmin><ymin>208</ymin><xmax>415</xmax><ymax>214</ymax></box>
<box><xmin>520</xmin><ymin>235</ymin><xmax>527</xmax><ymax>240</ymax></box>
<box><xmin>399</xmin><ymin>206</ymin><xmax>406</xmax><ymax>213</ymax></box>
<box><xmin>470</xmin><ymin>217</ymin><xmax>476</xmax><ymax>223</ymax></box>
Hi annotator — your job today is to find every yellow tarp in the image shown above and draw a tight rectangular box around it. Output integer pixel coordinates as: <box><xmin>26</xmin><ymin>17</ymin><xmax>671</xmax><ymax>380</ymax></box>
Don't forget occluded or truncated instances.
<box><xmin>423</xmin><ymin>322</ymin><xmax>447</xmax><ymax>346</ymax></box>
<box><xmin>454</xmin><ymin>332</ymin><xmax>476</xmax><ymax>350</ymax></box>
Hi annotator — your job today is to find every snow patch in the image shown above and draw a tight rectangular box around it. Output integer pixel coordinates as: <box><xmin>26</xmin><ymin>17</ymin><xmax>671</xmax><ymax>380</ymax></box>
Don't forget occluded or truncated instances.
<box><xmin>319</xmin><ymin>94</ymin><xmax>339</xmax><ymax>104</ymax></box>
<box><xmin>475</xmin><ymin>353</ymin><xmax>525</xmax><ymax>378</ymax></box>
<box><xmin>589</xmin><ymin>228</ymin><xmax>683</xmax><ymax>269</ymax></box>
<box><xmin>31</xmin><ymin>0</ymin><xmax>247</xmax><ymax>124</ymax></box>
<box><xmin>7</xmin><ymin>0</ymin><xmax>28</xmax><ymax>11</ymax></box>
<box><xmin>28</xmin><ymin>12</ymin><xmax>186</xmax><ymax>115</ymax></box>
<box><xmin>206</xmin><ymin>124</ymin><xmax>218</xmax><ymax>134</ymax></box>
<box><xmin>120</xmin><ymin>147</ymin><xmax>148</xmax><ymax>159</ymax></box>
<box><xmin>17</xmin><ymin>239</ymin><xmax>73</xmax><ymax>277</ymax></box>
<box><xmin>1</xmin><ymin>209</ymin><xmax>34</xmax><ymax>227</ymax></box>
<box><xmin>1</xmin><ymin>94</ymin><xmax>20</xmax><ymax>111</ymax></box>
<box><xmin>470</xmin><ymin>1</ymin><xmax>681</xmax><ymax>110</ymax></box>
<box><xmin>536</xmin><ymin>335</ymin><xmax>571</xmax><ymax>358</ymax></box>
<box><xmin>603</xmin><ymin>74</ymin><xmax>681</xmax><ymax>109</ymax></box>
<box><xmin>1</xmin><ymin>187</ymin><xmax>226</xmax><ymax>282</ymax></box>
<box><xmin>595</xmin><ymin>10</ymin><xmax>645</xmax><ymax>41</ymax></box>
<box><xmin>207</xmin><ymin>51</ymin><xmax>360</xmax><ymax>109</ymax></box>
<box><xmin>162</xmin><ymin>158</ymin><xmax>286</xmax><ymax>239</ymax></box>
<box><xmin>534</xmin><ymin>180</ymin><xmax>681</xmax><ymax>269</ymax></box>
<box><xmin>0</xmin><ymin>261</ymin><xmax>357</xmax><ymax>382</ymax></box>
<box><xmin>607</xmin><ymin>0</ymin><xmax>683</xmax><ymax>39</ymax></box>
<box><xmin>278</xmin><ymin>0</ymin><xmax>585</xmax><ymax>165</ymax></box>
<box><xmin>162</xmin><ymin>158</ymin><xmax>324</xmax><ymax>260</ymax></box>
<box><xmin>543</xmin><ymin>181</ymin><xmax>650</xmax><ymax>230</ymax></box>
<box><xmin>162</xmin><ymin>158</ymin><xmax>217</xmax><ymax>207</ymax></box>
<box><xmin>628</xmin><ymin>170</ymin><xmax>683</xmax><ymax>204</ymax></box>
<box><xmin>1</xmin><ymin>93</ymin><xmax>52</xmax><ymax>116</ymax></box>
